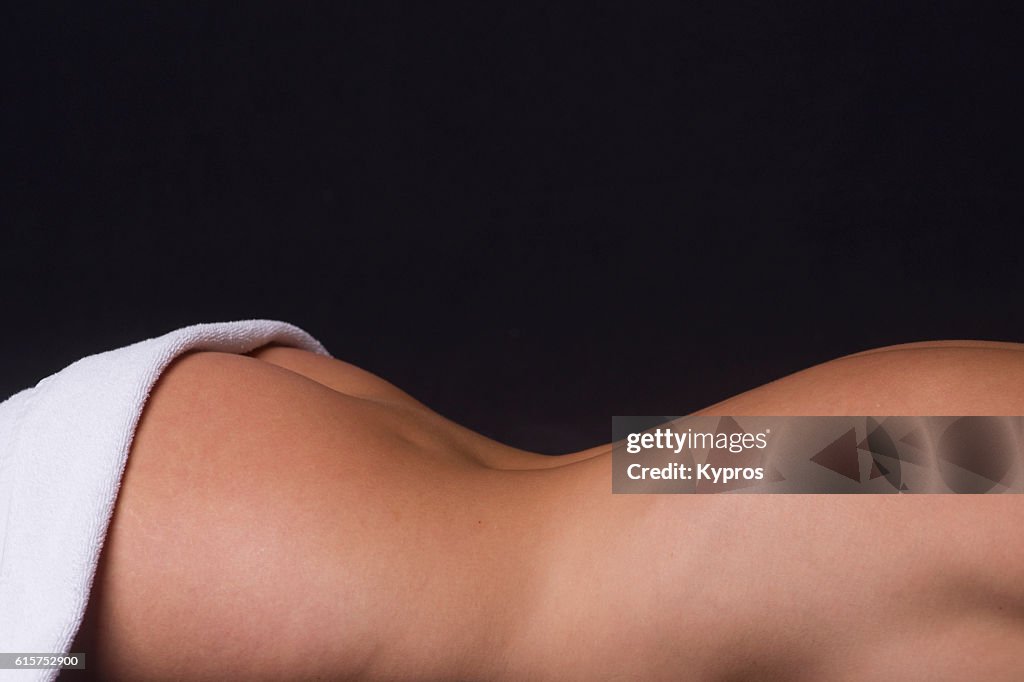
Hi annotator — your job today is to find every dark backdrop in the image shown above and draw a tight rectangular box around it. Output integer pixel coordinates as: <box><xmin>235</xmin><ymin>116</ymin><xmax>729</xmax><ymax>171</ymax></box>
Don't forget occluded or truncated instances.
<box><xmin>5</xmin><ymin>3</ymin><xmax>1023</xmax><ymax>453</ymax></box>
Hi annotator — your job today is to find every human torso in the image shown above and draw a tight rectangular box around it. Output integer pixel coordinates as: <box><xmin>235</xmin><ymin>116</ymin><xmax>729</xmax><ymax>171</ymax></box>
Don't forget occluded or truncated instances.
<box><xmin>325</xmin><ymin>403</ymin><xmax>1024</xmax><ymax>681</ymax></box>
<box><xmin>253</xmin><ymin>343</ymin><xmax>1024</xmax><ymax>681</ymax></box>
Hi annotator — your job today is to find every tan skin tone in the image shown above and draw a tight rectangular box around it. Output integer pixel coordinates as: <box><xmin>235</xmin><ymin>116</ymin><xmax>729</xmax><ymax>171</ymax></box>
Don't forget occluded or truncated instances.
<box><xmin>67</xmin><ymin>340</ymin><xmax>1024</xmax><ymax>681</ymax></box>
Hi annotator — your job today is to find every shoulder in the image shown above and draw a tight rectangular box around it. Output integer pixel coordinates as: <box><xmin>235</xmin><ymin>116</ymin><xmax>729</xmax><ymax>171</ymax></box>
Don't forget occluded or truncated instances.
<box><xmin>695</xmin><ymin>344</ymin><xmax>1024</xmax><ymax>416</ymax></box>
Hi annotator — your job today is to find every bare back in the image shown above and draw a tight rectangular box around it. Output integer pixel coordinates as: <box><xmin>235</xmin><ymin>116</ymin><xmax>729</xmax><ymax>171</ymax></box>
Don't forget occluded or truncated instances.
<box><xmin>69</xmin><ymin>343</ymin><xmax>1024</xmax><ymax>680</ymax></box>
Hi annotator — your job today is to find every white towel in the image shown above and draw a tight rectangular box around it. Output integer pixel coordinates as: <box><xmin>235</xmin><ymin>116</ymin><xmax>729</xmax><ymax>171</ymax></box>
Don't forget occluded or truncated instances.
<box><xmin>0</xmin><ymin>319</ymin><xmax>331</xmax><ymax>681</ymax></box>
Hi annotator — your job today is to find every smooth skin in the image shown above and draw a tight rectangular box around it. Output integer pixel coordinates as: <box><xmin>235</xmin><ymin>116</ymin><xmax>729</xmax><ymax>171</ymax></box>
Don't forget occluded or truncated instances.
<box><xmin>68</xmin><ymin>340</ymin><xmax>1024</xmax><ymax>681</ymax></box>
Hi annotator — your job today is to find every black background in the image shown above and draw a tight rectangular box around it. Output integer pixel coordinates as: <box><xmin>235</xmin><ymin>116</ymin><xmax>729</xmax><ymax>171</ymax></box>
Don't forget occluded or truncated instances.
<box><xmin>5</xmin><ymin>3</ymin><xmax>1023</xmax><ymax>453</ymax></box>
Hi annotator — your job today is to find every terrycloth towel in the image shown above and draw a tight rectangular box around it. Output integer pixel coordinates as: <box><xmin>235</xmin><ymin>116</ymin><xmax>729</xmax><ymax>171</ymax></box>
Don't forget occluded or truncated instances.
<box><xmin>0</xmin><ymin>320</ymin><xmax>331</xmax><ymax>681</ymax></box>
